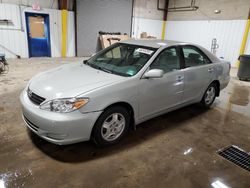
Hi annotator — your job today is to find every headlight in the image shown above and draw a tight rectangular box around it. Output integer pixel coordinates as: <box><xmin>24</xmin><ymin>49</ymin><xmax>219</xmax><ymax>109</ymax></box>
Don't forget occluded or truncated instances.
<box><xmin>40</xmin><ymin>98</ymin><xmax>89</xmax><ymax>113</ymax></box>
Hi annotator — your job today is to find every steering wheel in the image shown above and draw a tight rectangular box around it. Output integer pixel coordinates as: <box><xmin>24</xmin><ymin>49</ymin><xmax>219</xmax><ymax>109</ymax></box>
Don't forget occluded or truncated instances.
<box><xmin>134</xmin><ymin>63</ymin><xmax>145</xmax><ymax>70</ymax></box>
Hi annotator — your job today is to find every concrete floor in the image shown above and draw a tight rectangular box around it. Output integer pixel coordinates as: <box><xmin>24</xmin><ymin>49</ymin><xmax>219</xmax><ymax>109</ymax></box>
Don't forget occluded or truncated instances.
<box><xmin>0</xmin><ymin>58</ymin><xmax>250</xmax><ymax>188</ymax></box>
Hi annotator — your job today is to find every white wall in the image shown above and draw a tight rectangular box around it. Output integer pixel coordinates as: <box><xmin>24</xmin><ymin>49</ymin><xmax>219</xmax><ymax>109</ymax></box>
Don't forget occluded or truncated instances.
<box><xmin>167</xmin><ymin>0</ymin><xmax>250</xmax><ymax>21</ymax></box>
<box><xmin>165</xmin><ymin>20</ymin><xmax>250</xmax><ymax>66</ymax></box>
<box><xmin>67</xmin><ymin>12</ymin><xmax>75</xmax><ymax>57</ymax></box>
<box><xmin>131</xmin><ymin>17</ymin><xmax>250</xmax><ymax>67</ymax></box>
<box><xmin>0</xmin><ymin>4</ymin><xmax>26</xmax><ymax>58</ymax></box>
<box><xmin>0</xmin><ymin>3</ymin><xmax>75</xmax><ymax>58</ymax></box>
<box><xmin>133</xmin><ymin>0</ymin><xmax>164</xmax><ymax>20</ymax></box>
<box><xmin>132</xmin><ymin>17</ymin><xmax>163</xmax><ymax>39</ymax></box>
<box><xmin>245</xmin><ymin>30</ymin><xmax>250</xmax><ymax>55</ymax></box>
<box><xmin>0</xmin><ymin>0</ymin><xmax>59</xmax><ymax>9</ymax></box>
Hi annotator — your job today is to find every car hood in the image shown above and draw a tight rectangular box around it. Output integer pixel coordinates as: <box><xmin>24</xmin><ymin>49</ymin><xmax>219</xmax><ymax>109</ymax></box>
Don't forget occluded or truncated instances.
<box><xmin>29</xmin><ymin>62</ymin><xmax>125</xmax><ymax>100</ymax></box>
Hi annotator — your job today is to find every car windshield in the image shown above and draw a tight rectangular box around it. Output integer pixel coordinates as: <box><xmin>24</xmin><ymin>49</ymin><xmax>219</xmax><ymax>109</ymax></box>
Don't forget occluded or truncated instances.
<box><xmin>85</xmin><ymin>43</ymin><xmax>156</xmax><ymax>77</ymax></box>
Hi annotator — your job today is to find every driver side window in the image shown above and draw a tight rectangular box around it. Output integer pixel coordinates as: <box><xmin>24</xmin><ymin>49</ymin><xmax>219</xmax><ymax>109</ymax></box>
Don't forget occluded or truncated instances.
<box><xmin>150</xmin><ymin>47</ymin><xmax>180</xmax><ymax>73</ymax></box>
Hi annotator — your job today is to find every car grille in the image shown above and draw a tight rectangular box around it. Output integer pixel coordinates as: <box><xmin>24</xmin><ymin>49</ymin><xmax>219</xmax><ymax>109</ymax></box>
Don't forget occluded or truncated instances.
<box><xmin>27</xmin><ymin>88</ymin><xmax>46</xmax><ymax>105</ymax></box>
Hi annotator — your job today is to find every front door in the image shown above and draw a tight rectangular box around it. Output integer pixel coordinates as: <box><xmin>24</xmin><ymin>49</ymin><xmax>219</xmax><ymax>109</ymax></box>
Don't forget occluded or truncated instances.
<box><xmin>25</xmin><ymin>13</ymin><xmax>51</xmax><ymax>57</ymax></box>
<box><xmin>139</xmin><ymin>47</ymin><xmax>184</xmax><ymax>120</ymax></box>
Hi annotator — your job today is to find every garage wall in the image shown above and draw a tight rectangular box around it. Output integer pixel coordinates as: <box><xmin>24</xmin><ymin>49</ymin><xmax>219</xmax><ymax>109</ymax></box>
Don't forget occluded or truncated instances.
<box><xmin>164</xmin><ymin>0</ymin><xmax>250</xmax><ymax>66</ymax></box>
<box><xmin>131</xmin><ymin>0</ymin><xmax>163</xmax><ymax>38</ymax></box>
<box><xmin>245</xmin><ymin>33</ymin><xmax>250</xmax><ymax>55</ymax></box>
<box><xmin>132</xmin><ymin>17</ymin><xmax>163</xmax><ymax>39</ymax></box>
<box><xmin>167</xmin><ymin>0</ymin><xmax>250</xmax><ymax>21</ymax></box>
<box><xmin>165</xmin><ymin>20</ymin><xmax>249</xmax><ymax>65</ymax></box>
<box><xmin>76</xmin><ymin>0</ymin><xmax>133</xmax><ymax>56</ymax></box>
<box><xmin>0</xmin><ymin>0</ymin><xmax>59</xmax><ymax>9</ymax></box>
<box><xmin>132</xmin><ymin>0</ymin><xmax>250</xmax><ymax>67</ymax></box>
<box><xmin>66</xmin><ymin>12</ymin><xmax>76</xmax><ymax>57</ymax></box>
<box><xmin>0</xmin><ymin>3</ymin><xmax>75</xmax><ymax>58</ymax></box>
<box><xmin>133</xmin><ymin>0</ymin><xmax>164</xmax><ymax>20</ymax></box>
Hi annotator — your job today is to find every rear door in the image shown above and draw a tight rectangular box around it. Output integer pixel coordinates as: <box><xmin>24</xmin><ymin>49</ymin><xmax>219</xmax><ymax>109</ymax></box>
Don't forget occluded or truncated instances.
<box><xmin>138</xmin><ymin>46</ymin><xmax>185</xmax><ymax>119</ymax></box>
<box><xmin>181</xmin><ymin>45</ymin><xmax>215</xmax><ymax>103</ymax></box>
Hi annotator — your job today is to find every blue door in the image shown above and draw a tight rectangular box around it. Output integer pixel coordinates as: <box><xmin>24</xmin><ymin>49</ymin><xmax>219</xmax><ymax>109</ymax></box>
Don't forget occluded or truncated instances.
<box><xmin>25</xmin><ymin>13</ymin><xmax>51</xmax><ymax>57</ymax></box>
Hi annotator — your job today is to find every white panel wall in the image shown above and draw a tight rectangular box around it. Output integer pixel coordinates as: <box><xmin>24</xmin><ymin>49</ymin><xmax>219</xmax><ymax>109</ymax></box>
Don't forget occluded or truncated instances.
<box><xmin>165</xmin><ymin>20</ymin><xmax>248</xmax><ymax>66</ymax></box>
<box><xmin>132</xmin><ymin>17</ymin><xmax>163</xmax><ymax>39</ymax></box>
<box><xmin>0</xmin><ymin>3</ymin><xmax>75</xmax><ymax>58</ymax></box>
<box><xmin>245</xmin><ymin>31</ymin><xmax>250</xmax><ymax>54</ymax></box>
<box><xmin>0</xmin><ymin>4</ymin><xmax>26</xmax><ymax>58</ymax></box>
<box><xmin>1</xmin><ymin>0</ymin><xmax>59</xmax><ymax>9</ymax></box>
<box><xmin>67</xmin><ymin>11</ymin><xmax>75</xmax><ymax>57</ymax></box>
<box><xmin>46</xmin><ymin>7</ymin><xmax>62</xmax><ymax>57</ymax></box>
<box><xmin>131</xmin><ymin>17</ymin><xmax>250</xmax><ymax>67</ymax></box>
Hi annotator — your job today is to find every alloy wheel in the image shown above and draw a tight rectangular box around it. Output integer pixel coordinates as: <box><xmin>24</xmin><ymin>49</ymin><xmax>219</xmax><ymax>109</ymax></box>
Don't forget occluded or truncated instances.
<box><xmin>101</xmin><ymin>113</ymin><xmax>126</xmax><ymax>141</ymax></box>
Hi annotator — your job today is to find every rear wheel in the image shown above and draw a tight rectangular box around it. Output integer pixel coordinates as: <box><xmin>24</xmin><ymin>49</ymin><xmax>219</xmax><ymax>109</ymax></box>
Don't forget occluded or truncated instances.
<box><xmin>201</xmin><ymin>83</ymin><xmax>217</xmax><ymax>107</ymax></box>
<box><xmin>92</xmin><ymin>106</ymin><xmax>130</xmax><ymax>146</ymax></box>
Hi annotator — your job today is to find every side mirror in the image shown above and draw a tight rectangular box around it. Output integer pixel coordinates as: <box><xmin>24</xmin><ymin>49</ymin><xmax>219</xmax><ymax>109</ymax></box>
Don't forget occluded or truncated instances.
<box><xmin>83</xmin><ymin>59</ymin><xmax>88</xmax><ymax>64</ymax></box>
<box><xmin>143</xmin><ymin>69</ymin><xmax>164</xmax><ymax>79</ymax></box>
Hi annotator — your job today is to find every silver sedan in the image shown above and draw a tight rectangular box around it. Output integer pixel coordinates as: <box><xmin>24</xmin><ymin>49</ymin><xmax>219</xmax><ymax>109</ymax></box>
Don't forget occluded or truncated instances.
<box><xmin>20</xmin><ymin>40</ymin><xmax>230</xmax><ymax>146</ymax></box>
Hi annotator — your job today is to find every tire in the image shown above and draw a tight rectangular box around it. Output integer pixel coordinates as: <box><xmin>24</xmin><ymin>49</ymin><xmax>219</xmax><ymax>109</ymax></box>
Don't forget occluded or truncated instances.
<box><xmin>92</xmin><ymin>106</ymin><xmax>130</xmax><ymax>146</ymax></box>
<box><xmin>201</xmin><ymin>83</ymin><xmax>218</xmax><ymax>108</ymax></box>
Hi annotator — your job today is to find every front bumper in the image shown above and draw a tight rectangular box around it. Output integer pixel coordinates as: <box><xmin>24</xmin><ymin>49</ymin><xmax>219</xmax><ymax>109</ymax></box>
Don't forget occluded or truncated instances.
<box><xmin>20</xmin><ymin>90</ymin><xmax>102</xmax><ymax>145</ymax></box>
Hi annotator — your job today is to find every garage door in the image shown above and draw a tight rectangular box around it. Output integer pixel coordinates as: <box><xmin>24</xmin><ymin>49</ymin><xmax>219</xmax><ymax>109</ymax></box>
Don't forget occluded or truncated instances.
<box><xmin>76</xmin><ymin>0</ymin><xmax>133</xmax><ymax>56</ymax></box>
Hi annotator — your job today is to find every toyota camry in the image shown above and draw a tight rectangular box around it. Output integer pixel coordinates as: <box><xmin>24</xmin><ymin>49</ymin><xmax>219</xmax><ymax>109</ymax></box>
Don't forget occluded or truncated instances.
<box><xmin>20</xmin><ymin>40</ymin><xmax>230</xmax><ymax>146</ymax></box>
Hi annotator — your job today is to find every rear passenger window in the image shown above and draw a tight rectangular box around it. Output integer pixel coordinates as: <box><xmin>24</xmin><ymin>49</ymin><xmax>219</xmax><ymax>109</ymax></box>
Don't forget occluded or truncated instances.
<box><xmin>182</xmin><ymin>46</ymin><xmax>211</xmax><ymax>67</ymax></box>
<box><xmin>150</xmin><ymin>47</ymin><xmax>180</xmax><ymax>73</ymax></box>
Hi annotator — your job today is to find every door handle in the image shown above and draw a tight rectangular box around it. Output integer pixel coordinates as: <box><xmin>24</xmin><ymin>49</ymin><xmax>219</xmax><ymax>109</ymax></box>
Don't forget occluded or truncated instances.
<box><xmin>176</xmin><ymin>75</ymin><xmax>184</xmax><ymax>82</ymax></box>
<box><xmin>208</xmin><ymin>68</ymin><xmax>214</xmax><ymax>73</ymax></box>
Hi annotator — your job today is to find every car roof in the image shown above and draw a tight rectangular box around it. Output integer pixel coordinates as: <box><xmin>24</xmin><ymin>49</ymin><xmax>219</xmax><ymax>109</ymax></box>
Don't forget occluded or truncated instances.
<box><xmin>120</xmin><ymin>39</ymin><xmax>185</xmax><ymax>48</ymax></box>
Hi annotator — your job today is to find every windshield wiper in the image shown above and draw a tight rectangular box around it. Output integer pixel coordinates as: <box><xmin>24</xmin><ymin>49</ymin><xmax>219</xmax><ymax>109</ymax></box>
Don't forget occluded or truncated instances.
<box><xmin>88</xmin><ymin>63</ymin><xmax>113</xmax><ymax>74</ymax></box>
<box><xmin>98</xmin><ymin>67</ymin><xmax>113</xmax><ymax>74</ymax></box>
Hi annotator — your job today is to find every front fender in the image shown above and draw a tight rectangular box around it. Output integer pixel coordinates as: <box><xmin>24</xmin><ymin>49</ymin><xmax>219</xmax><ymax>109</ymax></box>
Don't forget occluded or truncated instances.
<box><xmin>77</xmin><ymin>78</ymin><xmax>140</xmax><ymax>122</ymax></box>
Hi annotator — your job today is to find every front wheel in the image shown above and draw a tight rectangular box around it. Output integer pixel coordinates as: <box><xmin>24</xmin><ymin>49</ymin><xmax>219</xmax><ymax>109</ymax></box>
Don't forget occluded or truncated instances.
<box><xmin>92</xmin><ymin>106</ymin><xmax>130</xmax><ymax>146</ymax></box>
<box><xmin>201</xmin><ymin>83</ymin><xmax>218</xmax><ymax>107</ymax></box>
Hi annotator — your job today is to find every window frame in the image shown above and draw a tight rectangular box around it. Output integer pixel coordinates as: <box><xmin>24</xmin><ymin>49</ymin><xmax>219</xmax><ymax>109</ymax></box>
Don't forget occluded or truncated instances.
<box><xmin>180</xmin><ymin>45</ymin><xmax>212</xmax><ymax>68</ymax></box>
<box><xmin>149</xmin><ymin>45</ymin><xmax>184</xmax><ymax>74</ymax></box>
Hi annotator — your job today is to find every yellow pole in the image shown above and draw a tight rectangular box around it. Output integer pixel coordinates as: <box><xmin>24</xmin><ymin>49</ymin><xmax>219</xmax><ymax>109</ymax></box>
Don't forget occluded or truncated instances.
<box><xmin>61</xmin><ymin>9</ymin><xmax>68</xmax><ymax>57</ymax></box>
<box><xmin>161</xmin><ymin>20</ymin><xmax>167</xmax><ymax>40</ymax></box>
<box><xmin>161</xmin><ymin>0</ymin><xmax>169</xmax><ymax>40</ymax></box>
<box><xmin>237</xmin><ymin>10</ymin><xmax>250</xmax><ymax>67</ymax></box>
